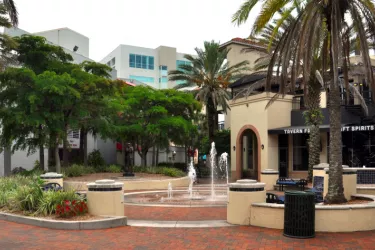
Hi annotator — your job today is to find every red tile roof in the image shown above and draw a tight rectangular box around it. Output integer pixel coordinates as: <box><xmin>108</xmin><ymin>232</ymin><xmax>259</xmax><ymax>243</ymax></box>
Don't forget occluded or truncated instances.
<box><xmin>220</xmin><ymin>37</ymin><xmax>267</xmax><ymax>50</ymax></box>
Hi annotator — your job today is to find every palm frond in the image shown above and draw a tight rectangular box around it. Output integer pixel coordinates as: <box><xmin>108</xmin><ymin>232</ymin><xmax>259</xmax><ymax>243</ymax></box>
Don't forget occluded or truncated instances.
<box><xmin>3</xmin><ymin>0</ymin><xmax>17</xmax><ymax>26</ymax></box>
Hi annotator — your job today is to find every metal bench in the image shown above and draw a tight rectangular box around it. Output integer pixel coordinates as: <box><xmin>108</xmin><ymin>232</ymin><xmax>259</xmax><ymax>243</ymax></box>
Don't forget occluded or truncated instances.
<box><xmin>42</xmin><ymin>182</ymin><xmax>63</xmax><ymax>192</ymax></box>
<box><xmin>276</xmin><ymin>178</ymin><xmax>307</xmax><ymax>191</ymax></box>
<box><xmin>266</xmin><ymin>193</ymin><xmax>285</xmax><ymax>204</ymax></box>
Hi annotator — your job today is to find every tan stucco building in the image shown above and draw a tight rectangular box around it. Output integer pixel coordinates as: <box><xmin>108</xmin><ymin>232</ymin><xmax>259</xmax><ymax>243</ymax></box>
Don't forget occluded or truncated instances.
<box><xmin>223</xmin><ymin>38</ymin><xmax>375</xmax><ymax>182</ymax></box>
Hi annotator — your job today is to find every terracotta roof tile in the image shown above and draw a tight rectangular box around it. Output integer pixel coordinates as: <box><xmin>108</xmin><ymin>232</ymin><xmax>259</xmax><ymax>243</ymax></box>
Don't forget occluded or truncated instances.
<box><xmin>220</xmin><ymin>37</ymin><xmax>267</xmax><ymax>50</ymax></box>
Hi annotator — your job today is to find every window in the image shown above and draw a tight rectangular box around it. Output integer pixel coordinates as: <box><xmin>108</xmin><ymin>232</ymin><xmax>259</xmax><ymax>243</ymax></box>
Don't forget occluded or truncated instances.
<box><xmin>136</xmin><ymin>55</ymin><xmax>142</xmax><ymax>68</ymax></box>
<box><xmin>176</xmin><ymin>80</ymin><xmax>186</xmax><ymax>85</ymax></box>
<box><xmin>141</xmin><ymin>55</ymin><xmax>147</xmax><ymax>69</ymax></box>
<box><xmin>129</xmin><ymin>54</ymin><xmax>154</xmax><ymax>70</ymax></box>
<box><xmin>129</xmin><ymin>75</ymin><xmax>155</xmax><ymax>84</ymax></box>
<box><xmin>148</xmin><ymin>56</ymin><xmax>154</xmax><ymax>70</ymax></box>
<box><xmin>293</xmin><ymin>134</ymin><xmax>309</xmax><ymax>171</ymax></box>
<box><xmin>176</xmin><ymin>60</ymin><xmax>191</xmax><ymax>69</ymax></box>
<box><xmin>129</xmin><ymin>54</ymin><xmax>135</xmax><ymax>68</ymax></box>
<box><xmin>159</xmin><ymin>65</ymin><xmax>168</xmax><ymax>76</ymax></box>
<box><xmin>111</xmin><ymin>57</ymin><xmax>116</xmax><ymax>66</ymax></box>
<box><xmin>159</xmin><ymin>77</ymin><xmax>168</xmax><ymax>83</ymax></box>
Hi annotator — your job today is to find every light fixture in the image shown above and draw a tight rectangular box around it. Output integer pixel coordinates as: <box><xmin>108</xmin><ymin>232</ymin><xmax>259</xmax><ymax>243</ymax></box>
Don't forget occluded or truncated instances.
<box><xmin>261</xmin><ymin>144</ymin><xmax>264</xmax><ymax>150</ymax></box>
<box><xmin>233</xmin><ymin>146</ymin><xmax>236</xmax><ymax>151</ymax></box>
<box><xmin>73</xmin><ymin>46</ymin><xmax>79</xmax><ymax>52</ymax></box>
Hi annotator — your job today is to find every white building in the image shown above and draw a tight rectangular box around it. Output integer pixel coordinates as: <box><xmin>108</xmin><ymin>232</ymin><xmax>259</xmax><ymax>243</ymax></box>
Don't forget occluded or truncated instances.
<box><xmin>100</xmin><ymin>45</ymin><xmax>192</xmax><ymax>89</ymax></box>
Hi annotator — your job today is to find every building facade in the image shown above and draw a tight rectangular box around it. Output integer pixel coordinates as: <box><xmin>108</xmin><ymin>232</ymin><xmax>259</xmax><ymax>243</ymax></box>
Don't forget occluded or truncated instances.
<box><xmin>226</xmin><ymin>44</ymin><xmax>375</xmax><ymax>181</ymax></box>
<box><xmin>100</xmin><ymin>45</ymin><xmax>192</xmax><ymax>89</ymax></box>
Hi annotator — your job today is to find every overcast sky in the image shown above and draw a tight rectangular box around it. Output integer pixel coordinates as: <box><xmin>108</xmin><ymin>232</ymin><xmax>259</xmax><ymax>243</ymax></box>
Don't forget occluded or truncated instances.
<box><xmin>14</xmin><ymin>0</ymin><xmax>260</xmax><ymax>61</ymax></box>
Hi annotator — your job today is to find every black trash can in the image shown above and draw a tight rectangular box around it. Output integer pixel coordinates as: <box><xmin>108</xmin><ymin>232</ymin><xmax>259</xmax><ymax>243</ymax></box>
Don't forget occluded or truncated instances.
<box><xmin>283</xmin><ymin>191</ymin><xmax>315</xmax><ymax>238</ymax></box>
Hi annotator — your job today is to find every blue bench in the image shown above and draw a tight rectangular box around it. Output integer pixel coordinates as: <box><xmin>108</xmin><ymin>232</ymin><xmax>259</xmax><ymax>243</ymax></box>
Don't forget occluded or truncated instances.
<box><xmin>266</xmin><ymin>193</ymin><xmax>285</xmax><ymax>204</ymax></box>
<box><xmin>276</xmin><ymin>178</ymin><xmax>307</xmax><ymax>191</ymax></box>
<box><xmin>42</xmin><ymin>182</ymin><xmax>62</xmax><ymax>192</ymax></box>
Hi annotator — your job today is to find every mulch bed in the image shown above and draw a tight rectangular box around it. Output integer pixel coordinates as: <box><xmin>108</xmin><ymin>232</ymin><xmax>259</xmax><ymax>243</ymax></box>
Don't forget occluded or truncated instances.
<box><xmin>322</xmin><ymin>197</ymin><xmax>373</xmax><ymax>206</ymax></box>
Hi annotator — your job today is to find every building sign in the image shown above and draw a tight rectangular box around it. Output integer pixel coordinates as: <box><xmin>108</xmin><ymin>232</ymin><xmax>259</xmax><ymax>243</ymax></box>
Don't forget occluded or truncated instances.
<box><xmin>283</xmin><ymin>125</ymin><xmax>375</xmax><ymax>134</ymax></box>
<box><xmin>58</xmin><ymin>130</ymin><xmax>80</xmax><ymax>149</ymax></box>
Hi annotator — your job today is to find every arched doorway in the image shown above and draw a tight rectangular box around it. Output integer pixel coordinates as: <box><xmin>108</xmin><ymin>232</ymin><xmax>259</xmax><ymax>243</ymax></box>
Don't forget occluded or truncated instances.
<box><xmin>236</xmin><ymin>125</ymin><xmax>261</xmax><ymax>181</ymax></box>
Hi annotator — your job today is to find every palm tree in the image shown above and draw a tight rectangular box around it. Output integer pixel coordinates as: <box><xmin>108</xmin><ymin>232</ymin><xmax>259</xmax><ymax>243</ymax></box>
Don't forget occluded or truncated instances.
<box><xmin>3</xmin><ymin>0</ymin><xmax>17</xmax><ymax>26</ymax></box>
<box><xmin>232</xmin><ymin>0</ymin><xmax>375</xmax><ymax>204</ymax></box>
<box><xmin>168</xmin><ymin>40</ymin><xmax>249</xmax><ymax>141</ymax></box>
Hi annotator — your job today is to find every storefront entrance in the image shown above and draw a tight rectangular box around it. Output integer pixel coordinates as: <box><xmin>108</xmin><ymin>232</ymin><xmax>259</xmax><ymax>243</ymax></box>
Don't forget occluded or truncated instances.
<box><xmin>236</xmin><ymin>125</ymin><xmax>261</xmax><ymax>180</ymax></box>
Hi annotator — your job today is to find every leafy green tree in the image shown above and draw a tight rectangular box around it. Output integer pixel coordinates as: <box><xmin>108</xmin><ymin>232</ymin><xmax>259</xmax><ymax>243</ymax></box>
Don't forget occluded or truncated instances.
<box><xmin>8</xmin><ymin>35</ymin><xmax>75</xmax><ymax>170</ymax></box>
<box><xmin>115</xmin><ymin>86</ymin><xmax>200</xmax><ymax>166</ymax></box>
<box><xmin>168</xmin><ymin>41</ymin><xmax>249</xmax><ymax>142</ymax></box>
<box><xmin>77</xmin><ymin>61</ymin><xmax>122</xmax><ymax>167</ymax></box>
<box><xmin>232</xmin><ymin>0</ymin><xmax>375</xmax><ymax>203</ymax></box>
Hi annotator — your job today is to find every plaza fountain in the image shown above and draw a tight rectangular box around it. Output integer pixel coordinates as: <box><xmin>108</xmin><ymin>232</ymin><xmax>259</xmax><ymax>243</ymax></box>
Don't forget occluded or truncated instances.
<box><xmin>167</xmin><ymin>182</ymin><xmax>173</xmax><ymax>199</ymax></box>
<box><xmin>124</xmin><ymin>143</ymin><xmax>230</xmax><ymax>206</ymax></box>
<box><xmin>187</xmin><ymin>160</ymin><xmax>197</xmax><ymax>199</ymax></box>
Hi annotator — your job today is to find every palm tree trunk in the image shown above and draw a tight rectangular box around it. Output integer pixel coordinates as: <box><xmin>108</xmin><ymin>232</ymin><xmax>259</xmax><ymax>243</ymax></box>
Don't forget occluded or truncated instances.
<box><xmin>325</xmin><ymin>50</ymin><xmax>346</xmax><ymax>203</ymax></box>
<box><xmin>305</xmin><ymin>73</ymin><xmax>322</xmax><ymax>182</ymax></box>
<box><xmin>207</xmin><ymin>99</ymin><xmax>216</xmax><ymax>142</ymax></box>
<box><xmin>3</xmin><ymin>146</ymin><xmax>11</xmax><ymax>176</ymax></box>
<box><xmin>308</xmin><ymin>125</ymin><xmax>320</xmax><ymax>182</ymax></box>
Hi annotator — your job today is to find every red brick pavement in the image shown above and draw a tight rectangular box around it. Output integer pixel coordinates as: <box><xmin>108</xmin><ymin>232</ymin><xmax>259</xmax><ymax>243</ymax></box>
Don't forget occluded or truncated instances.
<box><xmin>1</xmin><ymin>220</ymin><xmax>375</xmax><ymax>249</ymax></box>
<box><xmin>125</xmin><ymin>205</ymin><xmax>226</xmax><ymax>220</ymax></box>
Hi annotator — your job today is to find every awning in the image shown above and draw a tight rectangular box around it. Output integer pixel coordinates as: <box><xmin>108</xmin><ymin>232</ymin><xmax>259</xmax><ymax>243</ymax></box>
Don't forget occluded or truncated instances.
<box><xmin>268</xmin><ymin>124</ymin><xmax>334</xmax><ymax>134</ymax></box>
<box><xmin>268</xmin><ymin>124</ymin><xmax>375</xmax><ymax>134</ymax></box>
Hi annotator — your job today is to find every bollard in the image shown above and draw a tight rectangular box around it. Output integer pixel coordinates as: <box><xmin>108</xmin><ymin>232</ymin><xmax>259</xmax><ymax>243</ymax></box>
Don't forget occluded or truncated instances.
<box><xmin>86</xmin><ymin>179</ymin><xmax>124</xmax><ymax>216</ymax></box>
<box><xmin>227</xmin><ymin>179</ymin><xmax>266</xmax><ymax>225</ymax></box>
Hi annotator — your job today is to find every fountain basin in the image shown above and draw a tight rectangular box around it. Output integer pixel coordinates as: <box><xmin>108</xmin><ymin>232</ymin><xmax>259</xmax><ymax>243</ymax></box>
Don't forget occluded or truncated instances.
<box><xmin>124</xmin><ymin>187</ymin><xmax>228</xmax><ymax>207</ymax></box>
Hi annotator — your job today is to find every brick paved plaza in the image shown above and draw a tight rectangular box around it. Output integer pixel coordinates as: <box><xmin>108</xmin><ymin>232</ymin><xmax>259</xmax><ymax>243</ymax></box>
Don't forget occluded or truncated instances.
<box><xmin>124</xmin><ymin>205</ymin><xmax>226</xmax><ymax>220</ymax></box>
<box><xmin>1</xmin><ymin>220</ymin><xmax>375</xmax><ymax>249</ymax></box>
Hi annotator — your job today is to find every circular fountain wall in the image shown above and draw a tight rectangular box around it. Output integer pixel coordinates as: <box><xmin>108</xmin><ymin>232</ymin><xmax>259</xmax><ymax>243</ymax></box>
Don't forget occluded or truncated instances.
<box><xmin>124</xmin><ymin>185</ymin><xmax>229</xmax><ymax>207</ymax></box>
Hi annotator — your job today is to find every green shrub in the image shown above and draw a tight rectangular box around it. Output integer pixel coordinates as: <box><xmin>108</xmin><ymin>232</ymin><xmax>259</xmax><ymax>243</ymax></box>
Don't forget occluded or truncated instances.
<box><xmin>0</xmin><ymin>175</ymin><xmax>85</xmax><ymax>216</ymax></box>
<box><xmin>36</xmin><ymin>190</ymin><xmax>78</xmax><ymax>216</ymax></box>
<box><xmin>9</xmin><ymin>177</ymin><xmax>44</xmax><ymax>212</ymax></box>
<box><xmin>133</xmin><ymin>166</ymin><xmax>185</xmax><ymax>177</ymax></box>
<box><xmin>88</xmin><ymin>150</ymin><xmax>105</xmax><ymax>170</ymax></box>
<box><xmin>18</xmin><ymin>167</ymin><xmax>44</xmax><ymax>177</ymax></box>
<box><xmin>107</xmin><ymin>165</ymin><xmax>122</xmax><ymax>173</ymax></box>
<box><xmin>157</xmin><ymin>162</ymin><xmax>187</xmax><ymax>171</ymax></box>
<box><xmin>62</xmin><ymin>164</ymin><xmax>96</xmax><ymax>177</ymax></box>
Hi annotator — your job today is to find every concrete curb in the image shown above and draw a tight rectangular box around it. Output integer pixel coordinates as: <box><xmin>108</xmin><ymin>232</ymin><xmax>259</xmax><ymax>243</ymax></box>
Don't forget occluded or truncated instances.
<box><xmin>0</xmin><ymin>212</ymin><xmax>127</xmax><ymax>230</ymax></box>
<box><xmin>127</xmin><ymin>219</ymin><xmax>234</xmax><ymax>228</ymax></box>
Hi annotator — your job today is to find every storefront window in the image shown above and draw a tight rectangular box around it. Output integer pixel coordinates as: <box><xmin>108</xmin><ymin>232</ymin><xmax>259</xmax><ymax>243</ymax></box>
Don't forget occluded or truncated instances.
<box><xmin>293</xmin><ymin>134</ymin><xmax>309</xmax><ymax>171</ymax></box>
